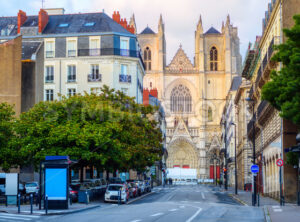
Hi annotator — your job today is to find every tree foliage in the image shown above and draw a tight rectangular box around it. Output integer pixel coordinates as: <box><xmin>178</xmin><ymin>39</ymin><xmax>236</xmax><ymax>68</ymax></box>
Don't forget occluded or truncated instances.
<box><xmin>262</xmin><ymin>14</ymin><xmax>300</xmax><ymax>127</ymax></box>
<box><xmin>1</xmin><ymin>86</ymin><xmax>163</xmax><ymax>172</ymax></box>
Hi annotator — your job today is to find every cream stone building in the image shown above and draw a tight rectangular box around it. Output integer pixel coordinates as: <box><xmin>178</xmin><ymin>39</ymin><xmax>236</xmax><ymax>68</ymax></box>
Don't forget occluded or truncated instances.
<box><xmin>136</xmin><ymin>15</ymin><xmax>242</xmax><ymax>179</ymax></box>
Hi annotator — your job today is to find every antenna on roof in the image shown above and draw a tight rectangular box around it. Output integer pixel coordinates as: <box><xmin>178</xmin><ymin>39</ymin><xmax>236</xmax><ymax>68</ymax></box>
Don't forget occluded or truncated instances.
<box><xmin>42</xmin><ymin>0</ymin><xmax>45</xmax><ymax>9</ymax></box>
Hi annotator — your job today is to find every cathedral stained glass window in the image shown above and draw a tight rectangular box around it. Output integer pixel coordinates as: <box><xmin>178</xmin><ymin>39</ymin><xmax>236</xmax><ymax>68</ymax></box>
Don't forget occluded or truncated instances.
<box><xmin>170</xmin><ymin>85</ymin><xmax>192</xmax><ymax>113</ymax></box>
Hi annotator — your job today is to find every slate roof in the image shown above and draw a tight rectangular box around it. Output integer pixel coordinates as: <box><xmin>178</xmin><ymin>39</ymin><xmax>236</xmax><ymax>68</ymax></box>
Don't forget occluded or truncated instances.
<box><xmin>43</xmin><ymin>13</ymin><xmax>131</xmax><ymax>35</ymax></box>
<box><xmin>0</xmin><ymin>17</ymin><xmax>18</xmax><ymax>36</ymax></box>
<box><xmin>140</xmin><ymin>27</ymin><xmax>155</xmax><ymax>34</ymax></box>
<box><xmin>205</xmin><ymin>27</ymin><xmax>221</xmax><ymax>34</ymax></box>
<box><xmin>230</xmin><ymin>76</ymin><xmax>242</xmax><ymax>91</ymax></box>
<box><xmin>22</xmin><ymin>41</ymin><xmax>42</xmax><ymax>60</ymax></box>
<box><xmin>0</xmin><ymin>12</ymin><xmax>132</xmax><ymax>36</ymax></box>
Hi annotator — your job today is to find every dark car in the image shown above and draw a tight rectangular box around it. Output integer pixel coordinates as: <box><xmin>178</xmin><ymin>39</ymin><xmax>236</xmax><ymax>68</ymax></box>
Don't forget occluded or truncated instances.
<box><xmin>19</xmin><ymin>183</ymin><xmax>26</xmax><ymax>196</ymax></box>
<box><xmin>70</xmin><ymin>184</ymin><xmax>80</xmax><ymax>202</ymax></box>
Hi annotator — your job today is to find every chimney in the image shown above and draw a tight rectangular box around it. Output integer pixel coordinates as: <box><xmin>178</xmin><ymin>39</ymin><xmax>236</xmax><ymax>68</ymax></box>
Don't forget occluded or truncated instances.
<box><xmin>150</xmin><ymin>88</ymin><xmax>158</xmax><ymax>98</ymax></box>
<box><xmin>127</xmin><ymin>25</ymin><xmax>135</xmax><ymax>34</ymax></box>
<box><xmin>17</xmin><ymin>10</ymin><xmax>27</xmax><ymax>34</ymax></box>
<box><xmin>143</xmin><ymin>89</ymin><xmax>150</xmax><ymax>106</ymax></box>
<box><xmin>38</xmin><ymin>9</ymin><xmax>49</xmax><ymax>33</ymax></box>
<box><xmin>112</xmin><ymin>11</ymin><xmax>120</xmax><ymax>23</ymax></box>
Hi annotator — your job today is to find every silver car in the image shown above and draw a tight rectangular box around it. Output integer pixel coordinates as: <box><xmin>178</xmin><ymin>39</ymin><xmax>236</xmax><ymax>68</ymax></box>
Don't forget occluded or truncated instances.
<box><xmin>25</xmin><ymin>182</ymin><xmax>39</xmax><ymax>194</ymax></box>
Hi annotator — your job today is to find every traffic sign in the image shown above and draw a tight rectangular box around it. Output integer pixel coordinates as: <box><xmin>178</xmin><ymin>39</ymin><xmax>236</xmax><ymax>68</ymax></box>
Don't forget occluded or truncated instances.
<box><xmin>251</xmin><ymin>164</ymin><xmax>259</xmax><ymax>174</ymax></box>
<box><xmin>276</xmin><ymin>159</ymin><xmax>284</xmax><ymax>167</ymax></box>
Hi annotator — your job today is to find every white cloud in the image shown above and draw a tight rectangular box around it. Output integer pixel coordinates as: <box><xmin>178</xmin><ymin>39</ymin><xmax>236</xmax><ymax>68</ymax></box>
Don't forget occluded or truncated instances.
<box><xmin>1</xmin><ymin>0</ymin><xmax>272</xmax><ymax>64</ymax></box>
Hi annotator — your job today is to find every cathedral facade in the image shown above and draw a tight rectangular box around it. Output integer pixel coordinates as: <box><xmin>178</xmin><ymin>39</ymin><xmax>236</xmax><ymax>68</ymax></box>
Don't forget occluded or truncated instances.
<box><xmin>136</xmin><ymin>15</ymin><xmax>242</xmax><ymax>179</ymax></box>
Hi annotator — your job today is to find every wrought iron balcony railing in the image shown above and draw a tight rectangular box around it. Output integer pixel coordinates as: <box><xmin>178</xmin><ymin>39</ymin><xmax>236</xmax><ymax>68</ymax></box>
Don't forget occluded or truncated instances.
<box><xmin>87</xmin><ymin>73</ymin><xmax>102</xmax><ymax>82</ymax></box>
<box><xmin>119</xmin><ymin>74</ymin><xmax>131</xmax><ymax>83</ymax></box>
<box><xmin>257</xmin><ymin>100</ymin><xmax>269</xmax><ymax>120</ymax></box>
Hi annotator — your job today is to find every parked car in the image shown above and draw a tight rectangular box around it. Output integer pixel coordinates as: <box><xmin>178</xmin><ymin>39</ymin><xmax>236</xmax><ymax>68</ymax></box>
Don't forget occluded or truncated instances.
<box><xmin>25</xmin><ymin>182</ymin><xmax>39</xmax><ymax>194</ymax></box>
<box><xmin>104</xmin><ymin>184</ymin><xmax>129</xmax><ymax>204</ymax></box>
<box><xmin>19</xmin><ymin>183</ymin><xmax>26</xmax><ymax>196</ymax></box>
<box><xmin>69</xmin><ymin>186</ymin><xmax>79</xmax><ymax>202</ymax></box>
<box><xmin>108</xmin><ymin>177</ymin><xmax>123</xmax><ymax>184</ymax></box>
<box><xmin>128</xmin><ymin>182</ymin><xmax>138</xmax><ymax>198</ymax></box>
<box><xmin>144</xmin><ymin>180</ymin><xmax>151</xmax><ymax>193</ymax></box>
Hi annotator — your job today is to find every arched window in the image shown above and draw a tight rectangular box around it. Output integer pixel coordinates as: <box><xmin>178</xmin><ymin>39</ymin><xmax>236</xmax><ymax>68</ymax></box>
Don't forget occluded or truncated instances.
<box><xmin>207</xmin><ymin>106</ymin><xmax>213</xmax><ymax>122</ymax></box>
<box><xmin>144</xmin><ymin>47</ymin><xmax>151</xmax><ymax>71</ymax></box>
<box><xmin>170</xmin><ymin>85</ymin><xmax>192</xmax><ymax>113</ymax></box>
<box><xmin>210</xmin><ymin>46</ymin><xmax>218</xmax><ymax>71</ymax></box>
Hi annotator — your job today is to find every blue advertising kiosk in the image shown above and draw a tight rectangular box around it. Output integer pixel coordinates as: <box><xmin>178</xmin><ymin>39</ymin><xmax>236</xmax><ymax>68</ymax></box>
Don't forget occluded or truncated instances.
<box><xmin>40</xmin><ymin>156</ymin><xmax>75</xmax><ymax>209</ymax></box>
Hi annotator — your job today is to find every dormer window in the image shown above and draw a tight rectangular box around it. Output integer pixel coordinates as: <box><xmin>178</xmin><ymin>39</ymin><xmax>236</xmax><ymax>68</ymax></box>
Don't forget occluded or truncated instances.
<box><xmin>58</xmin><ymin>23</ymin><xmax>69</xmax><ymax>28</ymax></box>
<box><xmin>84</xmin><ymin>22</ymin><xmax>95</xmax><ymax>27</ymax></box>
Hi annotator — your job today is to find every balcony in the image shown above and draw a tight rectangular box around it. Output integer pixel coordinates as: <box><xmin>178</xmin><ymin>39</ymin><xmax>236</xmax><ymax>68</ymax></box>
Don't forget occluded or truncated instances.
<box><xmin>262</xmin><ymin>53</ymin><xmax>268</xmax><ymax>72</ymax></box>
<box><xmin>255</xmin><ymin>65</ymin><xmax>262</xmax><ymax>88</ymax></box>
<box><xmin>45</xmin><ymin>76</ymin><xmax>54</xmax><ymax>83</ymax></box>
<box><xmin>87</xmin><ymin>73</ymin><xmax>102</xmax><ymax>82</ymax></box>
<box><xmin>67</xmin><ymin>50</ymin><xmax>76</xmax><ymax>57</ymax></box>
<box><xmin>45</xmin><ymin>51</ymin><xmax>54</xmax><ymax>58</ymax></box>
<box><xmin>247</xmin><ymin>114</ymin><xmax>256</xmax><ymax>137</ymax></box>
<box><xmin>119</xmin><ymin>74</ymin><xmax>131</xmax><ymax>83</ymax></box>
<box><xmin>249</xmin><ymin>85</ymin><xmax>254</xmax><ymax>99</ymax></box>
<box><xmin>257</xmin><ymin>100</ymin><xmax>269</xmax><ymax>119</ymax></box>
<box><xmin>78</xmin><ymin>49</ymin><xmax>100</xmax><ymax>56</ymax></box>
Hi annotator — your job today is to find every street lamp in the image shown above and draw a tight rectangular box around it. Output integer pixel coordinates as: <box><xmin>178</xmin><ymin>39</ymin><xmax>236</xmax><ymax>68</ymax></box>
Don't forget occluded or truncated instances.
<box><xmin>231</xmin><ymin>122</ymin><xmax>238</xmax><ymax>195</ymax></box>
<box><xmin>245</xmin><ymin>97</ymin><xmax>256</xmax><ymax>206</ymax></box>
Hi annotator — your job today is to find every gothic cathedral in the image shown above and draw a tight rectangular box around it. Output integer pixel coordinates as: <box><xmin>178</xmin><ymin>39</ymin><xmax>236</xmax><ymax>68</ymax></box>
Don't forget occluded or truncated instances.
<box><xmin>136</xmin><ymin>15</ymin><xmax>242</xmax><ymax>179</ymax></box>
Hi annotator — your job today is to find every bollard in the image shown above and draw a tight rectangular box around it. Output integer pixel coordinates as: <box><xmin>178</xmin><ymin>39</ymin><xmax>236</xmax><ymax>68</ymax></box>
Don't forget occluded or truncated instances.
<box><xmin>118</xmin><ymin>190</ymin><xmax>121</xmax><ymax>205</ymax></box>
<box><xmin>257</xmin><ymin>193</ymin><xmax>260</xmax><ymax>207</ymax></box>
<box><xmin>18</xmin><ymin>194</ymin><xmax>21</xmax><ymax>214</ymax></box>
<box><xmin>30</xmin><ymin>194</ymin><xmax>33</xmax><ymax>214</ymax></box>
<box><xmin>45</xmin><ymin>195</ymin><xmax>48</xmax><ymax>215</ymax></box>
<box><xmin>35</xmin><ymin>193</ymin><xmax>38</xmax><ymax>207</ymax></box>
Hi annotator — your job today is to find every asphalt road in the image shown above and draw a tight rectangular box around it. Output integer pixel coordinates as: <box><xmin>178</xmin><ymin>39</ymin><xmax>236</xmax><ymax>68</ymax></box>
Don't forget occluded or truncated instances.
<box><xmin>39</xmin><ymin>185</ymin><xmax>265</xmax><ymax>222</ymax></box>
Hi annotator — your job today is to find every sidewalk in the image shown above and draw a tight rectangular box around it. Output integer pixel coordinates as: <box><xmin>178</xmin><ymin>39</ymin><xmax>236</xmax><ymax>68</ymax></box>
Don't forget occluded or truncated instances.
<box><xmin>0</xmin><ymin>202</ymin><xmax>102</xmax><ymax>216</ymax></box>
<box><xmin>224</xmin><ymin>186</ymin><xmax>300</xmax><ymax>222</ymax></box>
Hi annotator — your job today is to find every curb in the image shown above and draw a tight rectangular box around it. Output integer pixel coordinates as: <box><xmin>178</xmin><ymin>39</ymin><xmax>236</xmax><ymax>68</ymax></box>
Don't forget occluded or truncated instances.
<box><xmin>228</xmin><ymin>194</ymin><xmax>248</xmax><ymax>206</ymax></box>
<box><xmin>263</xmin><ymin>206</ymin><xmax>272</xmax><ymax>222</ymax></box>
<box><xmin>127</xmin><ymin>191</ymin><xmax>155</xmax><ymax>204</ymax></box>
<box><xmin>41</xmin><ymin>205</ymin><xmax>101</xmax><ymax>216</ymax></box>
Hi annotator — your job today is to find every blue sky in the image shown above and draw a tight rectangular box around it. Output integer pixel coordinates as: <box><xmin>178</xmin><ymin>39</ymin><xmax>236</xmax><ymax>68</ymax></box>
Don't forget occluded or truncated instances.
<box><xmin>1</xmin><ymin>0</ymin><xmax>271</xmax><ymax>64</ymax></box>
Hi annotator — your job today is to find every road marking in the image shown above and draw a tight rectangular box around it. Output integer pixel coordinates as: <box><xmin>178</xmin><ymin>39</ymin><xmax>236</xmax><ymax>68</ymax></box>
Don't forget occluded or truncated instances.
<box><xmin>181</xmin><ymin>201</ymin><xmax>188</xmax><ymax>202</ymax></box>
<box><xmin>0</xmin><ymin>213</ymin><xmax>40</xmax><ymax>218</ymax></box>
<box><xmin>201</xmin><ymin>192</ymin><xmax>205</xmax><ymax>199</ymax></box>
<box><xmin>186</xmin><ymin>208</ymin><xmax>202</xmax><ymax>222</ymax></box>
<box><xmin>169</xmin><ymin>209</ymin><xmax>178</xmax><ymax>212</ymax></box>
<box><xmin>272</xmin><ymin>206</ymin><xmax>280</xmax><ymax>208</ymax></box>
<box><xmin>130</xmin><ymin>220</ymin><xmax>142</xmax><ymax>222</ymax></box>
<box><xmin>151</xmin><ymin>213</ymin><xmax>164</xmax><ymax>217</ymax></box>
<box><xmin>273</xmin><ymin>209</ymin><xmax>282</xmax><ymax>212</ymax></box>
<box><xmin>0</xmin><ymin>215</ymin><xmax>31</xmax><ymax>221</ymax></box>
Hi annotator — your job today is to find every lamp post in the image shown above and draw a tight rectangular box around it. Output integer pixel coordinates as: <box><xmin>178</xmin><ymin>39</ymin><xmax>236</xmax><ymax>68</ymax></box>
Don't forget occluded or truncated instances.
<box><xmin>246</xmin><ymin>97</ymin><xmax>256</xmax><ymax>206</ymax></box>
<box><xmin>231</xmin><ymin>122</ymin><xmax>238</xmax><ymax>195</ymax></box>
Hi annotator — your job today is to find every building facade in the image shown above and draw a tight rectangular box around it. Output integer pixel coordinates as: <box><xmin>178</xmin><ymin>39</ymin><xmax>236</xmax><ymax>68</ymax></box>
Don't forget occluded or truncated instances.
<box><xmin>242</xmin><ymin>0</ymin><xmax>300</xmax><ymax>201</ymax></box>
<box><xmin>137</xmin><ymin>15</ymin><xmax>242</xmax><ymax>179</ymax></box>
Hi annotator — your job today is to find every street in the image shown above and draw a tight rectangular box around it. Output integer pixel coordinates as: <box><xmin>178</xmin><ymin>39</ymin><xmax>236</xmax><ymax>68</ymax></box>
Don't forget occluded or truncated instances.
<box><xmin>22</xmin><ymin>185</ymin><xmax>266</xmax><ymax>222</ymax></box>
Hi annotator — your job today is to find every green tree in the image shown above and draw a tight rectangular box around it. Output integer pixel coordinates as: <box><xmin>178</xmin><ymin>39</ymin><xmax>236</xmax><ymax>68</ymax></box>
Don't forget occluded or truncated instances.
<box><xmin>0</xmin><ymin>103</ymin><xmax>18</xmax><ymax>171</ymax></box>
<box><xmin>10</xmin><ymin>86</ymin><xmax>162</xmax><ymax>175</ymax></box>
<box><xmin>262</xmin><ymin>14</ymin><xmax>300</xmax><ymax>126</ymax></box>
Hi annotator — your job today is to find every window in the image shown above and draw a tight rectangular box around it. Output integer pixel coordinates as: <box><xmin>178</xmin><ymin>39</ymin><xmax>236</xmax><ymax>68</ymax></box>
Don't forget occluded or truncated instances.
<box><xmin>67</xmin><ymin>65</ymin><xmax>76</xmax><ymax>82</ymax></box>
<box><xmin>144</xmin><ymin>47</ymin><xmax>152</xmax><ymax>71</ymax></box>
<box><xmin>58</xmin><ymin>23</ymin><xmax>69</xmax><ymax>27</ymax></box>
<box><xmin>90</xmin><ymin>87</ymin><xmax>101</xmax><ymax>94</ymax></box>
<box><xmin>120</xmin><ymin>39</ymin><xmax>129</xmax><ymax>56</ymax></box>
<box><xmin>210</xmin><ymin>46</ymin><xmax>218</xmax><ymax>71</ymax></box>
<box><xmin>207</xmin><ymin>106</ymin><xmax>213</xmax><ymax>122</ymax></box>
<box><xmin>45</xmin><ymin>41</ymin><xmax>54</xmax><ymax>58</ymax></box>
<box><xmin>90</xmin><ymin>39</ymin><xmax>100</xmax><ymax>56</ymax></box>
<box><xmin>67</xmin><ymin>40</ymin><xmax>76</xmax><ymax>57</ymax></box>
<box><xmin>88</xmin><ymin>64</ymin><xmax>101</xmax><ymax>82</ymax></box>
<box><xmin>121</xmin><ymin>64</ymin><xmax>128</xmax><ymax>75</ymax></box>
<box><xmin>170</xmin><ymin>85</ymin><xmax>192</xmax><ymax>113</ymax></box>
<box><xmin>45</xmin><ymin>66</ymin><xmax>54</xmax><ymax>83</ymax></box>
<box><xmin>84</xmin><ymin>22</ymin><xmax>95</xmax><ymax>27</ymax></box>
<box><xmin>45</xmin><ymin>89</ymin><xmax>54</xmax><ymax>101</ymax></box>
<box><xmin>68</xmin><ymin>88</ymin><xmax>76</xmax><ymax>97</ymax></box>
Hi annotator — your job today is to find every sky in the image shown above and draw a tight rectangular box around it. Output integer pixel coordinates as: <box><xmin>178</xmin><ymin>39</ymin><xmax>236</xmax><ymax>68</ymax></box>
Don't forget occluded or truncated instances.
<box><xmin>1</xmin><ymin>0</ymin><xmax>271</xmax><ymax>64</ymax></box>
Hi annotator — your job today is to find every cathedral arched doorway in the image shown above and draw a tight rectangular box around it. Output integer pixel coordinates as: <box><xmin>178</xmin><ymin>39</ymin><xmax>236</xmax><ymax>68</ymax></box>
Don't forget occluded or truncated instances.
<box><xmin>166</xmin><ymin>138</ymin><xmax>199</xmax><ymax>180</ymax></box>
